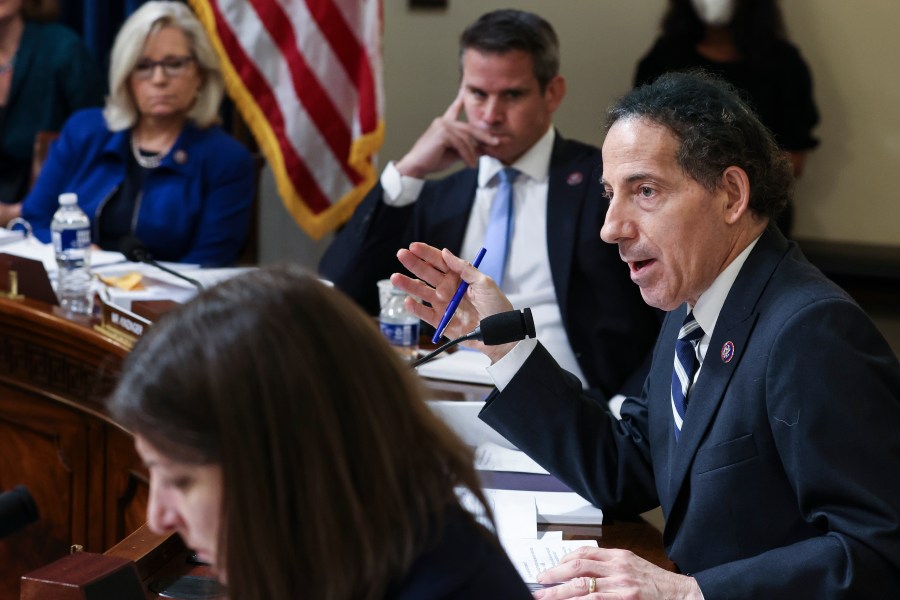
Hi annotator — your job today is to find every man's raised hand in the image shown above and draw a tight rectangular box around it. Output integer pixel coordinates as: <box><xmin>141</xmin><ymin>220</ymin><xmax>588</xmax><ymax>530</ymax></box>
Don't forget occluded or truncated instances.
<box><xmin>394</xmin><ymin>90</ymin><xmax>498</xmax><ymax>178</ymax></box>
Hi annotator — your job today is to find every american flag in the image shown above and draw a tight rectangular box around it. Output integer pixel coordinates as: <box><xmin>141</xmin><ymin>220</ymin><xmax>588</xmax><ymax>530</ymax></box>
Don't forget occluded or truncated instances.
<box><xmin>189</xmin><ymin>0</ymin><xmax>384</xmax><ymax>239</ymax></box>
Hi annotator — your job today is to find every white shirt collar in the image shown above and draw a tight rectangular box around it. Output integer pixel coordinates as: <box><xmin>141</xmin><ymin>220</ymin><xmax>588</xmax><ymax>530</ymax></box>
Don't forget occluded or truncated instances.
<box><xmin>690</xmin><ymin>235</ymin><xmax>762</xmax><ymax>339</ymax></box>
<box><xmin>477</xmin><ymin>126</ymin><xmax>555</xmax><ymax>187</ymax></box>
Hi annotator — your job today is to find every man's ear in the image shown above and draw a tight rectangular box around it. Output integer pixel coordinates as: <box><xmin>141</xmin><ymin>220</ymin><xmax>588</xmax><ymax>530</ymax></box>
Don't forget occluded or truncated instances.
<box><xmin>721</xmin><ymin>166</ymin><xmax>751</xmax><ymax>225</ymax></box>
<box><xmin>544</xmin><ymin>75</ymin><xmax>566</xmax><ymax>114</ymax></box>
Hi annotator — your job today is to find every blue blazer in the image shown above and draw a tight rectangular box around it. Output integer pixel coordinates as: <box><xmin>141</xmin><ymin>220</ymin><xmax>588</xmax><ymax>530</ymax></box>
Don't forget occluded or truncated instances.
<box><xmin>320</xmin><ymin>134</ymin><xmax>660</xmax><ymax>399</ymax></box>
<box><xmin>482</xmin><ymin>226</ymin><xmax>900</xmax><ymax>598</ymax></box>
<box><xmin>21</xmin><ymin>109</ymin><xmax>255</xmax><ymax>267</ymax></box>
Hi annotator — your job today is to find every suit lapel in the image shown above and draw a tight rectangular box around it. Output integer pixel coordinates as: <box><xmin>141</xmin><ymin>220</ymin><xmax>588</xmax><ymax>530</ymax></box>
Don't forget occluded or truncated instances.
<box><xmin>546</xmin><ymin>134</ymin><xmax>596</xmax><ymax>312</ymax></box>
<box><xmin>665</xmin><ymin>227</ymin><xmax>790</xmax><ymax>504</ymax></box>
<box><xmin>427</xmin><ymin>169</ymin><xmax>479</xmax><ymax>253</ymax></box>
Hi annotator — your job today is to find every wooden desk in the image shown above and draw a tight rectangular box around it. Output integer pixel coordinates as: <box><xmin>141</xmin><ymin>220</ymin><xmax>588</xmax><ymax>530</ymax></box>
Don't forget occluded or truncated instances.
<box><xmin>0</xmin><ymin>297</ymin><xmax>149</xmax><ymax>600</ymax></box>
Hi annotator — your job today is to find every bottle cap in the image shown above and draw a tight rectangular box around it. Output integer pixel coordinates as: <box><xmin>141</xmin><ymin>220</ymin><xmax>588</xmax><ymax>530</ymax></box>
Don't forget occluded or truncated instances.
<box><xmin>58</xmin><ymin>193</ymin><xmax>78</xmax><ymax>206</ymax></box>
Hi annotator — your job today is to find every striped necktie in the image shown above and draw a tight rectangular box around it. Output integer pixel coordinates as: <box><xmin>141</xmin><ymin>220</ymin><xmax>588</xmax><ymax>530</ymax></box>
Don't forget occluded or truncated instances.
<box><xmin>479</xmin><ymin>167</ymin><xmax>518</xmax><ymax>288</ymax></box>
<box><xmin>671</xmin><ymin>311</ymin><xmax>704</xmax><ymax>440</ymax></box>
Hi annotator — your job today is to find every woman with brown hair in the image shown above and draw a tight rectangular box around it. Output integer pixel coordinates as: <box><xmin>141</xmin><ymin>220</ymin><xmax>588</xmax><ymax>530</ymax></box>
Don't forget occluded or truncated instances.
<box><xmin>108</xmin><ymin>266</ymin><xmax>531</xmax><ymax>599</ymax></box>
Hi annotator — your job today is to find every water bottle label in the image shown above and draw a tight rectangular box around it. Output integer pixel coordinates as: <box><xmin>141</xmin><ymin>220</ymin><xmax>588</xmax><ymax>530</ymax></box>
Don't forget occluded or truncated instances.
<box><xmin>53</xmin><ymin>228</ymin><xmax>91</xmax><ymax>253</ymax></box>
<box><xmin>380</xmin><ymin>321</ymin><xmax>419</xmax><ymax>347</ymax></box>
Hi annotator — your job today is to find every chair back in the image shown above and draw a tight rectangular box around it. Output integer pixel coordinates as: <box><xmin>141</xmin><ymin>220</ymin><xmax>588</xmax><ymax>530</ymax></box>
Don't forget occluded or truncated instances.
<box><xmin>30</xmin><ymin>131</ymin><xmax>60</xmax><ymax>189</ymax></box>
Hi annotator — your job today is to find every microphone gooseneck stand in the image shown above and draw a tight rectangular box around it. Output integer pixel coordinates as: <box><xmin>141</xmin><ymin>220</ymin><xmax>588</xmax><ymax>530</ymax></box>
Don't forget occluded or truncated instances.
<box><xmin>412</xmin><ymin>307</ymin><xmax>536</xmax><ymax>368</ymax></box>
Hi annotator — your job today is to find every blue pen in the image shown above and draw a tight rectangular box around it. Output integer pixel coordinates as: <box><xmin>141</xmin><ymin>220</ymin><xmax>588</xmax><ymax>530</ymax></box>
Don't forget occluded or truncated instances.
<box><xmin>432</xmin><ymin>247</ymin><xmax>487</xmax><ymax>343</ymax></box>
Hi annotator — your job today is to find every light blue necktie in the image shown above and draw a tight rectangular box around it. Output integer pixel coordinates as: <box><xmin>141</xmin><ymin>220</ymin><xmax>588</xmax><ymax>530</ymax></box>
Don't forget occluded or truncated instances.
<box><xmin>480</xmin><ymin>167</ymin><xmax>518</xmax><ymax>288</ymax></box>
<box><xmin>671</xmin><ymin>312</ymin><xmax>704</xmax><ymax>440</ymax></box>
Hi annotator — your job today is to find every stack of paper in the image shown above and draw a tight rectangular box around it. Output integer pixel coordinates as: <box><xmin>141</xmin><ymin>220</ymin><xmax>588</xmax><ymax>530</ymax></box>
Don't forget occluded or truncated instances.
<box><xmin>457</xmin><ymin>484</ymin><xmax>602</xmax><ymax>586</ymax></box>
<box><xmin>485</xmin><ymin>488</ymin><xmax>603</xmax><ymax>527</ymax></box>
<box><xmin>0</xmin><ymin>229</ymin><xmax>24</xmax><ymax>246</ymax></box>
<box><xmin>427</xmin><ymin>401</ymin><xmax>515</xmax><ymax>449</ymax></box>
<box><xmin>475</xmin><ymin>442</ymin><xmax>549</xmax><ymax>474</ymax></box>
<box><xmin>503</xmin><ymin>538</ymin><xmax>599</xmax><ymax>587</ymax></box>
<box><xmin>93</xmin><ymin>263</ymin><xmax>199</xmax><ymax>309</ymax></box>
<box><xmin>416</xmin><ymin>349</ymin><xmax>493</xmax><ymax>385</ymax></box>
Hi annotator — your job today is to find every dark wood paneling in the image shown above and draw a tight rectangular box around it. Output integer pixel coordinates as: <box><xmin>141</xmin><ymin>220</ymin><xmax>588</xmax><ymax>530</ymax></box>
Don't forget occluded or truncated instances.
<box><xmin>0</xmin><ymin>298</ymin><xmax>142</xmax><ymax>600</ymax></box>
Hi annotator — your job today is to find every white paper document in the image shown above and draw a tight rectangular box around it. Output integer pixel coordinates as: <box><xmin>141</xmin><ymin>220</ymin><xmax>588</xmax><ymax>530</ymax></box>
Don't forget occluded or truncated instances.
<box><xmin>93</xmin><ymin>263</ymin><xmax>199</xmax><ymax>309</ymax></box>
<box><xmin>1</xmin><ymin>237</ymin><xmax>125</xmax><ymax>275</ymax></box>
<box><xmin>475</xmin><ymin>442</ymin><xmax>549</xmax><ymax>474</ymax></box>
<box><xmin>93</xmin><ymin>261</ymin><xmax>252</xmax><ymax>310</ymax></box>
<box><xmin>416</xmin><ymin>348</ymin><xmax>493</xmax><ymax>385</ymax></box>
<box><xmin>485</xmin><ymin>488</ymin><xmax>603</xmax><ymax>526</ymax></box>
<box><xmin>0</xmin><ymin>229</ymin><xmax>24</xmax><ymax>246</ymax></box>
<box><xmin>502</xmin><ymin>538</ymin><xmax>599</xmax><ymax>584</ymax></box>
<box><xmin>456</xmin><ymin>486</ymin><xmax>537</xmax><ymax>541</ymax></box>
<box><xmin>457</xmin><ymin>484</ymin><xmax>604</xmax><ymax>587</ymax></box>
<box><xmin>427</xmin><ymin>400</ymin><xmax>517</xmax><ymax>450</ymax></box>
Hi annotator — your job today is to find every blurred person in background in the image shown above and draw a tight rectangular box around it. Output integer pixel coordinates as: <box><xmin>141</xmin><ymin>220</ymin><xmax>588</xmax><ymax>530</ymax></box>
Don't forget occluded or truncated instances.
<box><xmin>6</xmin><ymin>1</ymin><xmax>254</xmax><ymax>267</ymax></box>
<box><xmin>635</xmin><ymin>0</ymin><xmax>819</xmax><ymax>236</ymax></box>
<box><xmin>0</xmin><ymin>0</ymin><xmax>103</xmax><ymax>205</ymax></box>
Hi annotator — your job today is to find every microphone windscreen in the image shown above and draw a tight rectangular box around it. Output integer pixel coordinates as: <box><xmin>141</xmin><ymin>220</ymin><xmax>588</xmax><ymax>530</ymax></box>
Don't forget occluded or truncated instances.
<box><xmin>479</xmin><ymin>309</ymin><xmax>535</xmax><ymax>346</ymax></box>
<box><xmin>118</xmin><ymin>235</ymin><xmax>149</xmax><ymax>262</ymax></box>
<box><xmin>522</xmin><ymin>307</ymin><xmax>536</xmax><ymax>339</ymax></box>
<box><xmin>0</xmin><ymin>485</ymin><xmax>39</xmax><ymax>540</ymax></box>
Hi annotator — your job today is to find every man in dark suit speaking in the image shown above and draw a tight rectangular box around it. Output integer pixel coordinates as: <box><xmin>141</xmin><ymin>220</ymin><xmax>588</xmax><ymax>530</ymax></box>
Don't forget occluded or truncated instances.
<box><xmin>320</xmin><ymin>9</ymin><xmax>659</xmax><ymax>403</ymax></box>
<box><xmin>391</xmin><ymin>72</ymin><xmax>900</xmax><ymax>598</ymax></box>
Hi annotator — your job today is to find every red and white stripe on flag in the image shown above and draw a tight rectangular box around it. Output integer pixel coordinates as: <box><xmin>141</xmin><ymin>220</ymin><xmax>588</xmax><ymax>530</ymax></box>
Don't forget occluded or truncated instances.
<box><xmin>189</xmin><ymin>0</ymin><xmax>384</xmax><ymax>239</ymax></box>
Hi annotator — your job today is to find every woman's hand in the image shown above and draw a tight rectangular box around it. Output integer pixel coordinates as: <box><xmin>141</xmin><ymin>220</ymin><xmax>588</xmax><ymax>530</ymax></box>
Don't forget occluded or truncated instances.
<box><xmin>0</xmin><ymin>202</ymin><xmax>22</xmax><ymax>227</ymax></box>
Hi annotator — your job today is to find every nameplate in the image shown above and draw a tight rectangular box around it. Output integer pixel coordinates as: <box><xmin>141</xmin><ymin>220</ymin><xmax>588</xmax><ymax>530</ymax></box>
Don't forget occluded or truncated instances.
<box><xmin>0</xmin><ymin>252</ymin><xmax>58</xmax><ymax>305</ymax></box>
<box><xmin>95</xmin><ymin>296</ymin><xmax>153</xmax><ymax>348</ymax></box>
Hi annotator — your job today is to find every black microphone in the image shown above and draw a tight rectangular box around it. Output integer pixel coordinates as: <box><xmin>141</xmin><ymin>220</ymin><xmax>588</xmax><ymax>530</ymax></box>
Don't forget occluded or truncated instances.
<box><xmin>0</xmin><ymin>485</ymin><xmax>39</xmax><ymax>540</ymax></box>
<box><xmin>118</xmin><ymin>235</ymin><xmax>204</xmax><ymax>290</ymax></box>
<box><xmin>412</xmin><ymin>308</ymin><xmax>536</xmax><ymax>368</ymax></box>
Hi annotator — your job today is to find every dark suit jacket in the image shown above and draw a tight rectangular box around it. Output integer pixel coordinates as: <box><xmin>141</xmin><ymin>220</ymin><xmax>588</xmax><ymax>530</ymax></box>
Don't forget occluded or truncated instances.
<box><xmin>388</xmin><ymin>506</ymin><xmax>531</xmax><ymax>599</ymax></box>
<box><xmin>319</xmin><ymin>133</ymin><xmax>660</xmax><ymax>398</ymax></box>
<box><xmin>481</xmin><ymin>226</ymin><xmax>900</xmax><ymax>598</ymax></box>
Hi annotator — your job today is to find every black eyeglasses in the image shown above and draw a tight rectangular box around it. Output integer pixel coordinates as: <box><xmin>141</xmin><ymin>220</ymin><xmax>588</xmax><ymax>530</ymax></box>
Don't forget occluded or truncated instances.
<box><xmin>132</xmin><ymin>56</ymin><xmax>196</xmax><ymax>80</ymax></box>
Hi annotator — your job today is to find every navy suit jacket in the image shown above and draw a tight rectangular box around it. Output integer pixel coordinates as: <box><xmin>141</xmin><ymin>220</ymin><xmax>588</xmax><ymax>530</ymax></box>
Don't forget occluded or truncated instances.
<box><xmin>481</xmin><ymin>226</ymin><xmax>900</xmax><ymax>598</ymax></box>
<box><xmin>388</xmin><ymin>507</ymin><xmax>531</xmax><ymax>599</ymax></box>
<box><xmin>320</xmin><ymin>134</ymin><xmax>659</xmax><ymax>398</ymax></box>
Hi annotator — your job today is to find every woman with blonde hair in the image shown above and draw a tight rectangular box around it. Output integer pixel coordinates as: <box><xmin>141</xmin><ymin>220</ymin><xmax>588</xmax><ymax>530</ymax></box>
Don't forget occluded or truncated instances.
<box><xmin>10</xmin><ymin>1</ymin><xmax>254</xmax><ymax>267</ymax></box>
<box><xmin>108</xmin><ymin>266</ymin><xmax>531</xmax><ymax>599</ymax></box>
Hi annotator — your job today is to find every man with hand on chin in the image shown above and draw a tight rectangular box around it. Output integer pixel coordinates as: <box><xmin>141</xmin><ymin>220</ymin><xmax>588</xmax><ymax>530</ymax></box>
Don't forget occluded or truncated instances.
<box><xmin>391</xmin><ymin>72</ymin><xmax>900</xmax><ymax>599</ymax></box>
<box><xmin>321</xmin><ymin>9</ymin><xmax>659</xmax><ymax>407</ymax></box>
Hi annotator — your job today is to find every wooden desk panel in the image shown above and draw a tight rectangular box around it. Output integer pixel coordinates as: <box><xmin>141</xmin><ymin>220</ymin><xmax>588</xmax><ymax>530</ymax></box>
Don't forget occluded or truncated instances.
<box><xmin>0</xmin><ymin>298</ymin><xmax>148</xmax><ymax>600</ymax></box>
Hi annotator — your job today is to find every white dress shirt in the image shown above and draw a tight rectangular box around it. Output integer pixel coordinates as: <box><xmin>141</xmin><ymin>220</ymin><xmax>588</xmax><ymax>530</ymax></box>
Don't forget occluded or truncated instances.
<box><xmin>380</xmin><ymin>127</ymin><xmax>588</xmax><ymax>386</ymax></box>
<box><xmin>686</xmin><ymin>236</ymin><xmax>760</xmax><ymax>382</ymax></box>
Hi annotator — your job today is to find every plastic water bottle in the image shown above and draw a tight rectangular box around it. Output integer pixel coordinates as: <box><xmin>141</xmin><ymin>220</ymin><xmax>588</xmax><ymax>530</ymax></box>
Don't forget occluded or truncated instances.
<box><xmin>379</xmin><ymin>286</ymin><xmax>419</xmax><ymax>362</ymax></box>
<box><xmin>51</xmin><ymin>193</ymin><xmax>93</xmax><ymax>315</ymax></box>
